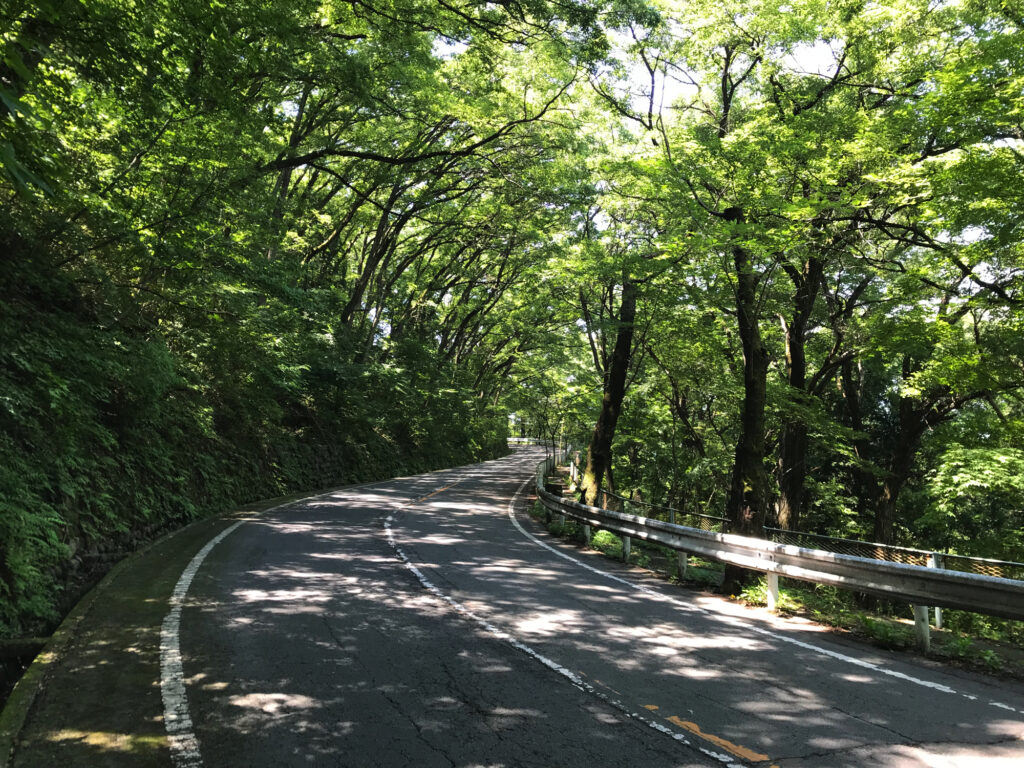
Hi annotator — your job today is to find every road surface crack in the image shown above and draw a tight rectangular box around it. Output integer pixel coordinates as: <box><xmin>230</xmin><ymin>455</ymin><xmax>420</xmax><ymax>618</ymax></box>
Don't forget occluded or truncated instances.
<box><xmin>375</xmin><ymin>684</ymin><xmax>457</xmax><ymax>768</ymax></box>
<box><xmin>770</xmin><ymin>706</ymin><xmax>915</xmax><ymax>762</ymax></box>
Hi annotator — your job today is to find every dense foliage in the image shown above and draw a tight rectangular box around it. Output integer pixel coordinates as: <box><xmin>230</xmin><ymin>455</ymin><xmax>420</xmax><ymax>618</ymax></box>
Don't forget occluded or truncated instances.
<box><xmin>514</xmin><ymin>0</ymin><xmax>1024</xmax><ymax>576</ymax></box>
<box><xmin>2</xmin><ymin>0</ymin><xmax>1023</xmax><ymax>634</ymax></box>
<box><xmin>0</xmin><ymin>0</ymin><xmax>654</xmax><ymax>636</ymax></box>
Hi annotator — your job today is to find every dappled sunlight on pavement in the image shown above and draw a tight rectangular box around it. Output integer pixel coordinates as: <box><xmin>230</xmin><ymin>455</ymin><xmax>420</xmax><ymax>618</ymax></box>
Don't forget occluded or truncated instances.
<box><xmin>383</xmin><ymin>450</ymin><xmax>1024</xmax><ymax>767</ymax></box>
<box><xmin>9</xmin><ymin>448</ymin><xmax>1023</xmax><ymax>768</ymax></box>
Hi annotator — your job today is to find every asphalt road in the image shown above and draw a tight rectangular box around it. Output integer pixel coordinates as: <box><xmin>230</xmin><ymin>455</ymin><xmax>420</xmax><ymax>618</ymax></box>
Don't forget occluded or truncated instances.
<box><xmin>8</xmin><ymin>447</ymin><xmax>1024</xmax><ymax>767</ymax></box>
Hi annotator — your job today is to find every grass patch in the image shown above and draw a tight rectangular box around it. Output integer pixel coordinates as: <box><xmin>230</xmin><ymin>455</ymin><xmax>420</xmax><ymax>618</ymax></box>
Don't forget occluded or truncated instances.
<box><xmin>590</xmin><ymin>529</ymin><xmax>623</xmax><ymax>558</ymax></box>
<box><xmin>736</xmin><ymin>578</ymin><xmax>1022</xmax><ymax>674</ymax></box>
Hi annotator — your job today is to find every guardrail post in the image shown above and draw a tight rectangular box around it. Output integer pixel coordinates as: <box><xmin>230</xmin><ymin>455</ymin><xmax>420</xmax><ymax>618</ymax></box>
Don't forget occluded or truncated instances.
<box><xmin>622</xmin><ymin>535</ymin><xmax>631</xmax><ymax>562</ymax></box>
<box><xmin>928</xmin><ymin>553</ymin><xmax>943</xmax><ymax>629</ymax></box>
<box><xmin>766</xmin><ymin>573</ymin><xmax>779</xmax><ymax>612</ymax></box>
<box><xmin>912</xmin><ymin>605</ymin><xmax>931</xmax><ymax>652</ymax></box>
<box><xmin>532</xmin><ymin>456</ymin><xmax>1024</xmax><ymax>625</ymax></box>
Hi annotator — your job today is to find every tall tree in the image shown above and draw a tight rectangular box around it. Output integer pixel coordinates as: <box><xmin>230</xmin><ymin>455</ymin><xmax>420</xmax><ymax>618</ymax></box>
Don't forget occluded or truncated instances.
<box><xmin>580</xmin><ymin>276</ymin><xmax>638</xmax><ymax>506</ymax></box>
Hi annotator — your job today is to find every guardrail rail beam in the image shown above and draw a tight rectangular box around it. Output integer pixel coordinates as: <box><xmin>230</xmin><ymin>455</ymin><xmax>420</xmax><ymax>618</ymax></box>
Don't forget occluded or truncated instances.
<box><xmin>532</xmin><ymin>465</ymin><xmax>1024</xmax><ymax>625</ymax></box>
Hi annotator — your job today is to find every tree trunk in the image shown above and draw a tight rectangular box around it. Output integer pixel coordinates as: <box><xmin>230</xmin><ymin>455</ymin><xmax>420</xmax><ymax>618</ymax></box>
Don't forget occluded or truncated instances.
<box><xmin>339</xmin><ymin>185</ymin><xmax>411</xmax><ymax>328</ymax></box>
<box><xmin>722</xmin><ymin>223</ymin><xmax>769</xmax><ymax>594</ymax></box>
<box><xmin>776</xmin><ymin>254</ymin><xmax>822</xmax><ymax>531</ymax></box>
<box><xmin>838</xmin><ymin>358</ymin><xmax>874</xmax><ymax>510</ymax></box>
<box><xmin>872</xmin><ymin>367</ymin><xmax>924</xmax><ymax>545</ymax></box>
<box><xmin>776</xmin><ymin>422</ymin><xmax>808</xmax><ymax>530</ymax></box>
<box><xmin>580</xmin><ymin>279</ymin><xmax>636</xmax><ymax>507</ymax></box>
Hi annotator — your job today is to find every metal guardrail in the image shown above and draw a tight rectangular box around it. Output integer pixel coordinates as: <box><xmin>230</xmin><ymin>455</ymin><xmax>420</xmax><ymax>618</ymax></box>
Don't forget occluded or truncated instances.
<box><xmin>558</xmin><ymin>455</ymin><xmax>1024</xmax><ymax>583</ymax></box>
<box><xmin>764</xmin><ymin>528</ymin><xmax>1024</xmax><ymax>582</ymax></box>
<box><xmin>534</xmin><ymin>457</ymin><xmax>1024</xmax><ymax>623</ymax></box>
<box><xmin>599</xmin><ymin>490</ymin><xmax>729</xmax><ymax>533</ymax></box>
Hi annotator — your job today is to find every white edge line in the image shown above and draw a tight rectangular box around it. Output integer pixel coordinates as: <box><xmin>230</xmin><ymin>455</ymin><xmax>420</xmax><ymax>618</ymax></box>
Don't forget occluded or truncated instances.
<box><xmin>159</xmin><ymin>479</ymin><xmax>394</xmax><ymax>768</ymax></box>
<box><xmin>508</xmin><ymin>475</ymin><xmax>1022</xmax><ymax>716</ymax></box>
<box><xmin>160</xmin><ymin>521</ymin><xmax>241</xmax><ymax>767</ymax></box>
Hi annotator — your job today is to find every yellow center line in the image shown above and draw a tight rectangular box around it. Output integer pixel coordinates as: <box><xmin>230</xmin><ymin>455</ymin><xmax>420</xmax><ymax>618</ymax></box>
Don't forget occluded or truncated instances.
<box><xmin>666</xmin><ymin>716</ymin><xmax>771</xmax><ymax>763</ymax></box>
<box><xmin>401</xmin><ymin>480</ymin><xmax>463</xmax><ymax>509</ymax></box>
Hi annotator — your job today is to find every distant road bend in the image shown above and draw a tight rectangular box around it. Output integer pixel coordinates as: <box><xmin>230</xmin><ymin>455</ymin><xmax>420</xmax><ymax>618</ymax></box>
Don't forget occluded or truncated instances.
<box><xmin>9</xmin><ymin>448</ymin><xmax>1024</xmax><ymax>767</ymax></box>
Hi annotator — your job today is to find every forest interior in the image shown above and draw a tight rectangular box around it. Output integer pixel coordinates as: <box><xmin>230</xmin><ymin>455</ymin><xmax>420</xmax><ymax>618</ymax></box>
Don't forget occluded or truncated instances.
<box><xmin>2</xmin><ymin>0</ymin><xmax>1023</xmax><ymax>671</ymax></box>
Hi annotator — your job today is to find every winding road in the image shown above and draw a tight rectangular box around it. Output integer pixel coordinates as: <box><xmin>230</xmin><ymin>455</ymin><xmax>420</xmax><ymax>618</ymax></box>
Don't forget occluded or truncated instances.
<box><xmin>7</xmin><ymin>448</ymin><xmax>1024</xmax><ymax>767</ymax></box>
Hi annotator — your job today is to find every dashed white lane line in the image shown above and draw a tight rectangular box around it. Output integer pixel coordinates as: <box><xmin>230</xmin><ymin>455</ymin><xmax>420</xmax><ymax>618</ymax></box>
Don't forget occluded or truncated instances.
<box><xmin>156</xmin><ymin>451</ymin><xmax>1024</xmax><ymax>768</ymax></box>
<box><xmin>385</xmin><ymin>474</ymin><xmax>745</xmax><ymax>768</ymax></box>
<box><xmin>506</xmin><ymin>478</ymin><xmax>1024</xmax><ymax>720</ymax></box>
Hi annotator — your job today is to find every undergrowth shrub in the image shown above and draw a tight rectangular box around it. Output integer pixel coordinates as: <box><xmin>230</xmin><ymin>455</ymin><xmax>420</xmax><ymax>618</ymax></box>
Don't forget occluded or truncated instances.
<box><xmin>0</xmin><ymin>254</ymin><xmax>507</xmax><ymax>637</ymax></box>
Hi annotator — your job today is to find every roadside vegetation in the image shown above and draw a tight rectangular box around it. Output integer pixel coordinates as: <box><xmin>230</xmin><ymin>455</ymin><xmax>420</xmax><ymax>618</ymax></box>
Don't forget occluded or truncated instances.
<box><xmin>3</xmin><ymin>0</ymin><xmax>1023</xmax><ymax>684</ymax></box>
<box><xmin>529</xmin><ymin>500</ymin><xmax>1024</xmax><ymax>679</ymax></box>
